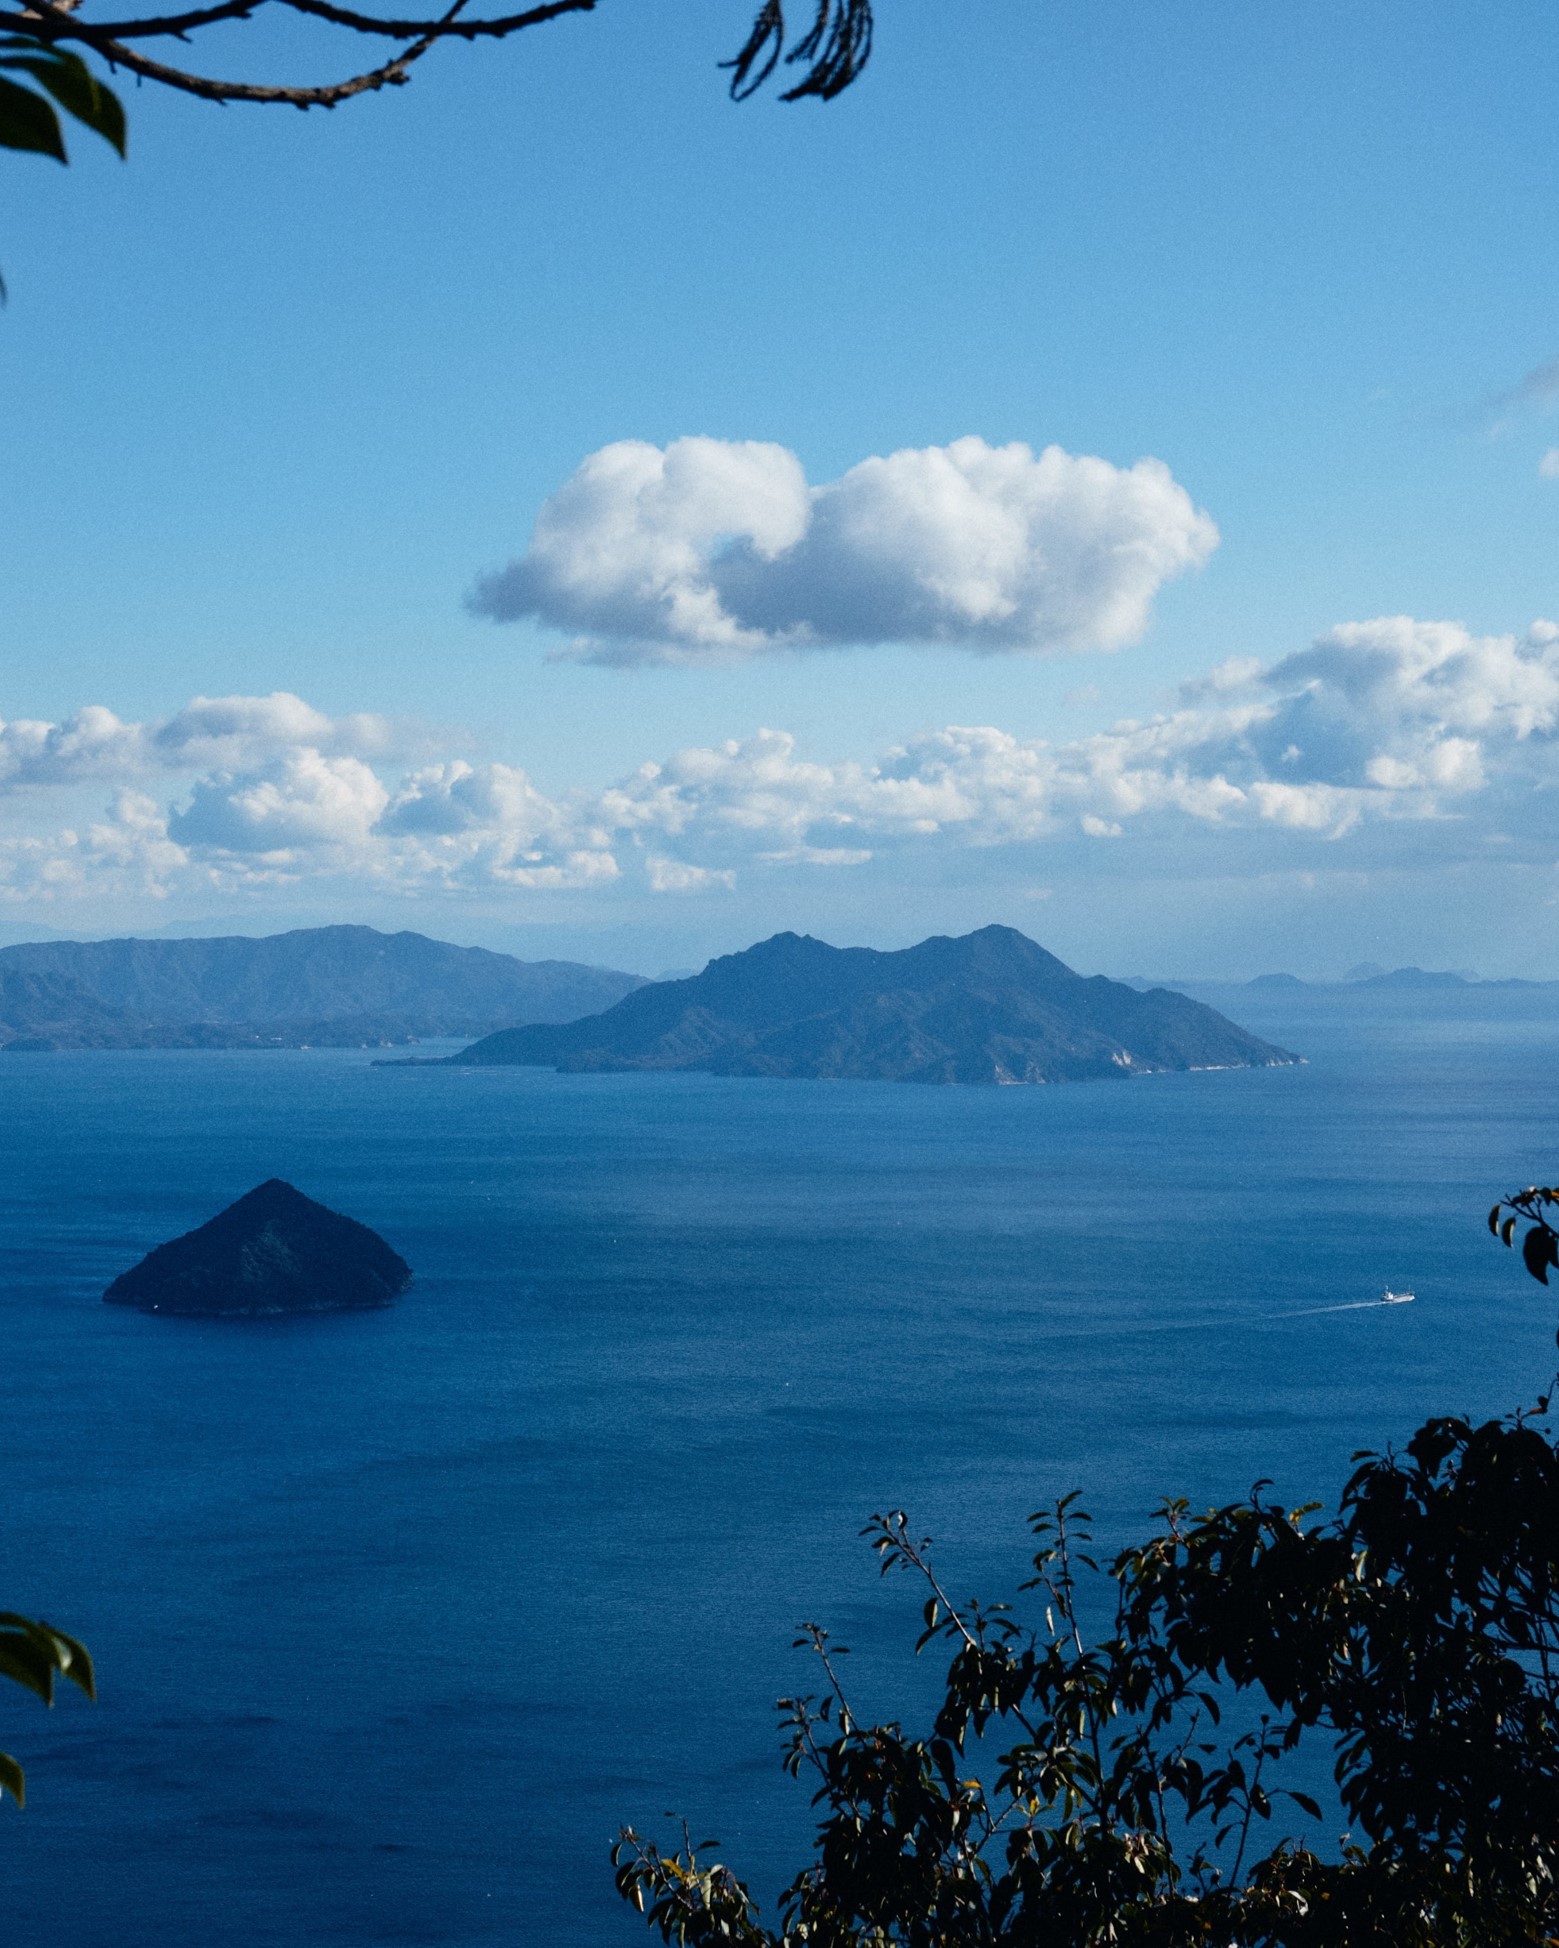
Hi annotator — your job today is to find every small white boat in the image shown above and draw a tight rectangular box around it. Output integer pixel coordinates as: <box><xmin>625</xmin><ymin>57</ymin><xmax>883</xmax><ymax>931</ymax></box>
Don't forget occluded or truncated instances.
<box><xmin>1380</xmin><ymin>1289</ymin><xmax>1415</xmax><ymax>1305</ymax></box>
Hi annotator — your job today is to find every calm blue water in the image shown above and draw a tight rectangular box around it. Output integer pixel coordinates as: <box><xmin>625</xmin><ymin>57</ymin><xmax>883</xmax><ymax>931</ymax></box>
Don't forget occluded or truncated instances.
<box><xmin>2</xmin><ymin>986</ymin><xmax>1559</xmax><ymax>1946</ymax></box>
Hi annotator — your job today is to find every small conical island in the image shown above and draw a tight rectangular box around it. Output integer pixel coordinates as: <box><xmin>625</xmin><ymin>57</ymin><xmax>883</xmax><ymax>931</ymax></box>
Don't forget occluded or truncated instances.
<box><xmin>104</xmin><ymin>1179</ymin><xmax>413</xmax><ymax>1317</ymax></box>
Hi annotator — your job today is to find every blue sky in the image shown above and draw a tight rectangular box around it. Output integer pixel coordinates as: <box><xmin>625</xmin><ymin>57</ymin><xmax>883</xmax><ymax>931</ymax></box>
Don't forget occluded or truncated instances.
<box><xmin>3</xmin><ymin>0</ymin><xmax>1559</xmax><ymax>976</ymax></box>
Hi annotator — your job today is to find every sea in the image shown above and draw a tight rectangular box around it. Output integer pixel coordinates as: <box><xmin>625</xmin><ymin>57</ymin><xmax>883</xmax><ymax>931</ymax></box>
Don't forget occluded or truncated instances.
<box><xmin>2</xmin><ymin>981</ymin><xmax>1559</xmax><ymax>1947</ymax></box>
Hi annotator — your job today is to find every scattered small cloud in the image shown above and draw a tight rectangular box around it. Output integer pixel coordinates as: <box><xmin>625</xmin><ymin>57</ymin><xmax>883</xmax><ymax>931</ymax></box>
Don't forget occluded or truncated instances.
<box><xmin>472</xmin><ymin>435</ymin><xmax>1218</xmax><ymax>665</ymax></box>
<box><xmin>1489</xmin><ymin>355</ymin><xmax>1559</xmax><ymax>439</ymax></box>
<box><xmin>645</xmin><ymin>856</ymin><xmax>736</xmax><ymax>893</ymax></box>
<box><xmin>1513</xmin><ymin>357</ymin><xmax>1559</xmax><ymax>413</ymax></box>
<box><xmin>756</xmin><ymin>845</ymin><xmax>873</xmax><ymax>867</ymax></box>
<box><xmin>1541</xmin><ymin>449</ymin><xmax>1559</xmax><ymax>479</ymax></box>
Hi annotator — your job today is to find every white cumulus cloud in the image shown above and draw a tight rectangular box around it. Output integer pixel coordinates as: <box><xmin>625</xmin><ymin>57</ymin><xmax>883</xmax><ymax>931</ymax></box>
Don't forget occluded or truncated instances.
<box><xmin>170</xmin><ymin>752</ymin><xmax>392</xmax><ymax>858</ymax></box>
<box><xmin>0</xmin><ymin>792</ymin><xmax>189</xmax><ymax>903</ymax></box>
<box><xmin>4</xmin><ymin>617</ymin><xmax>1557</xmax><ymax>910</ymax></box>
<box><xmin>381</xmin><ymin>761</ymin><xmax>617</xmax><ymax>889</ymax></box>
<box><xmin>153</xmin><ymin>693</ymin><xmax>393</xmax><ymax>769</ymax></box>
<box><xmin>472</xmin><ymin>434</ymin><xmax>1218</xmax><ymax>664</ymax></box>
<box><xmin>0</xmin><ymin>707</ymin><xmax>147</xmax><ymax>789</ymax></box>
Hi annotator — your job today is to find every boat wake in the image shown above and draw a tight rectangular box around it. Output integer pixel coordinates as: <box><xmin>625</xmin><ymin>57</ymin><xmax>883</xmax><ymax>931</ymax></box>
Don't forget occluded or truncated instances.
<box><xmin>1132</xmin><ymin>1293</ymin><xmax>1416</xmax><ymax>1336</ymax></box>
<box><xmin>1276</xmin><ymin>1293</ymin><xmax>1416</xmax><ymax>1319</ymax></box>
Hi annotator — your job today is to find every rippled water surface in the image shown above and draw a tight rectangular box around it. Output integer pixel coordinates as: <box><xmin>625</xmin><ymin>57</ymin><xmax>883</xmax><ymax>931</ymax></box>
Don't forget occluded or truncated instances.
<box><xmin>3</xmin><ymin>984</ymin><xmax>1559</xmax><ymax>1945</ymax></box>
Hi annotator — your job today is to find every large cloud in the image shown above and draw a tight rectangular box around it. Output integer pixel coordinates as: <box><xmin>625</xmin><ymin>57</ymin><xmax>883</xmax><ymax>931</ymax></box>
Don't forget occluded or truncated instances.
<box><xmin>472</xmin><ymin>435</ymin><xmax>1219</xmax><ymax>664</ymax></box>
<box><xmin>3</xmin><ymin>617</ymin><xmax>1557</xmax><ymax>905</ymax></box>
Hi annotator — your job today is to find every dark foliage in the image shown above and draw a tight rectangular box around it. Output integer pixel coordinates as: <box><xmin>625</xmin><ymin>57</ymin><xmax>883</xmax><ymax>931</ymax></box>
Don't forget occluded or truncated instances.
<box><xmin>617</xmin><ymin>1237</ymin><xmax>1559</xmax><ymax>1942</ymax></box>
<box><xmin>0</xmin><ymin>1613</ymin><xmax>94</xmax><ymax>1808</ymax></box>
<box><xmin>1490</xmin><ymin>1184</ymin><xmax>1559</xmax><ymax>1286</ymax></box>
<box><xmin>0</xmin><ymin>32</ymin><xmax>122</xmax><ymax>163</ymax></box>
<box><xmin>0</xmin><ymin>0</ymin><xmax>872</xmax><ymax>169</ymax></box>
<box><xmin>724</xmin><ymin>1</ymin><xmax>873</xmax><ymax>102</ymax></box>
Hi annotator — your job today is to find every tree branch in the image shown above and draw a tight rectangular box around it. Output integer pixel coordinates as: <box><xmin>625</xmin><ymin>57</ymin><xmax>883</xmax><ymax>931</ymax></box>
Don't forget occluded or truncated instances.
<box><xmin>7</xmin><ymin>0</ymin><xmax>589</xmax><ymax>35</ymax></box>
<box><xmin>4</xmin><ymin>0</ymin><xmax>524</xmax><ymax>105</ymax></box>
<box><xmin>0</xmin><ymin>0</ymin><xmax>872</xmax><ymax>112</ymax></box>
<box><xmin>87</xmin><ymin>16</ymin><xmax>443</xmax><ymax>102</ymax></box>
<box><xmin>0</xmin><ymin>0</ymin><xmax>260</xmax><ymax>41</ymax></box>
<box><xmin>274</xmin><ymin>0</ymin><xmax>588</xmax><ymax>43</ymax></box>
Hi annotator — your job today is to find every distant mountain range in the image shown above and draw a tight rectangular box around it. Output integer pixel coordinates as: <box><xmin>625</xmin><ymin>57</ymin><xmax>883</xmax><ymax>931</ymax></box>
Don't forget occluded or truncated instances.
<box><xmin>1339</xmin><ymin>963</ymin><xmax>1481</xmax><ymax>985</ymax></box>
<box><xmin>0</xmin><ymin>927</ymin><xmax>647</xmax><ymax>1050</ymax></box>
<box><xmin>1126</xmin><ymin>966</ymin><xmax>1551</xmax><ymax>993</ymax></box>
<box><xmin>434</xmin><ymin>926</ymin><xmax>1298</xmax><ymax>1084</ymax></box>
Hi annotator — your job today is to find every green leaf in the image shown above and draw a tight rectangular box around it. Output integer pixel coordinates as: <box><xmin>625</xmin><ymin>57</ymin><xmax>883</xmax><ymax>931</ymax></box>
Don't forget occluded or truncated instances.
<box><xmin>1490</xmin><ymin>1204</ymin><xmax>1504</xmax><ymax>1235</ymax></box>
<box><xmin>1502</xmin><ymin>1216</ymin><xmax>1517</xmax><ymax>1247</ymax></box>
<box><xmin>1523</xmin><ymin>1225</ymin><xmax>1558</xmax><ymax>1285</ymax></box>
<box><xmin>0</xmin><ymin>1643</ymin><xmax>57</xmax><ymax>1704</ymax></box>
<box><xmin>0</xmin><ymin>73</ymin><xmax>65</xmax><ymax>162</ymax></box>
<box><xmin>0</xmin><ymin>45</ymin><xmax>124</xmax><ymax>156</ymax></box>
<box><xmin>0</xmin><ymin>1616</ymin><xmax>96</xmax><ymax>1703</ymax></box>
<box><xmin>0</xmin><ymin>1749</ymin><xmax>24</xmax><ymax>1809</ymax></box>
<box><xmin>50</xmin><ymin>1626</ymin><xmax>94</xmax><ymax>1701</ymax></box>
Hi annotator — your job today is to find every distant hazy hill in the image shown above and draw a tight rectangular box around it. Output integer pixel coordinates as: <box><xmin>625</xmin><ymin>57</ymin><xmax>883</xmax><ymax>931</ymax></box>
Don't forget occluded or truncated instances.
<box><xmin>0</xmin><ymin>927</ymin><xmax>647</xmax><ymax>1050</ymax></box>
<box><xmin>1350</xmin><ymin>966</ymin><xmax>1474</xmax><ymax>990</ymax></box>
<box><xmin>1144</xmin><ymin>967</ymin><xmax>1551</xmax><ymax>994</ymax></box>
<box><xmin>442</xmin><ymin>926</ymin><xmax>1298</xmax><ymax>1084</ymax></box>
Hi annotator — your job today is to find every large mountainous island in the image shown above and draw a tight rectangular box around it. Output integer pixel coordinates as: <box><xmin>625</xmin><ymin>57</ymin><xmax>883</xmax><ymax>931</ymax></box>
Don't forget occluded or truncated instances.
<box><xmin>0</xmin><ymin>927</ymin><xmax>646</xmax><ymax>1050</ymax></box>
<box><xmin>442</xmin><ymin>927</ymin><xmax>1298</xmax><ymax>1084</ymax></box>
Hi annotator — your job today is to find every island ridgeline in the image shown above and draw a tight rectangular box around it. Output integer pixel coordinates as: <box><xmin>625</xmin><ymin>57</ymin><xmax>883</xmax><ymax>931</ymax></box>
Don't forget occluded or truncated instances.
<box><xmin>438</xmin><ymin>926</ymin><xmax>1298</xmax><ymax>1084</ymax></box>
